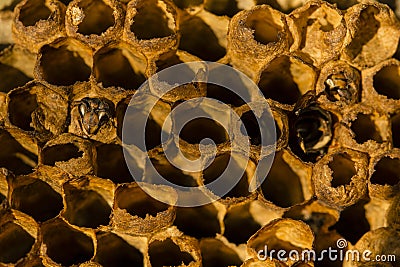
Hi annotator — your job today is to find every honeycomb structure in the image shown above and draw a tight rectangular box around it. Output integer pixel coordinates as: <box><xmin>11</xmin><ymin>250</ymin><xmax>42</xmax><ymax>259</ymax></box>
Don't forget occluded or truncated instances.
<box><xmin>0</xmin><ymin>0</ymin><xmax>399</xmax><ymax>266</ymax></box>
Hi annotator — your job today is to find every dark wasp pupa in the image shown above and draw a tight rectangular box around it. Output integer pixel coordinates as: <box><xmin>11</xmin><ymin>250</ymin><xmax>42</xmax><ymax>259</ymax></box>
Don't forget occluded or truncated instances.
<box><xmin>289</xmin><ymin>91</ymin><xmax>333</xmax><ymax>162</ymax></box>
<box><xmin>76</xmin><ymin>97</ymin><xmax>111</xmax><ymax>136</ymax></box>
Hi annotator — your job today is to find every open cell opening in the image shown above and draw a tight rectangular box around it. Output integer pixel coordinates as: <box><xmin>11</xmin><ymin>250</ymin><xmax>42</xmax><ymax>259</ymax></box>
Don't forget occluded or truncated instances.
<box><xmin>200</xmin><ymin>239</ymin><xmax>243</xmax><ymax>267</ymax></box>
<box><xmin>42</xmin><ymin>143</ymin><xmax>83</xmax><ymax>166</ymax></box>
<box><xmin>244</xmin><ymin>9</ymin><xmax>282</xmax><ymax>45</ymax></box>
<box><xmin>179</xmin><ymin>16</ymin><xmax>226</xmax><ymax>61</ymax></box>
<box><xmin>151</xmin><ymin>158</ymin><xmax>198</xmax><ymax>187</ymax></box>
<box><xmin>391</xmin><ymin>113</ymin><xmax>400</xmax><ymax>148</ymax></box>
<box><xmin>96</xmin><ymin>144</ymin><xmax>133</xmax><ymax>184</ymax></box>
<box><xmin>224</xmin><ymin>203</ymin><xmax>261</xmax><ymax>245</ymax></box>
<box><xmin>261</xmin><ymin>151</ymin><xmax>304</xmax><ymax>208</ymax></box>
<box><xmin>8</xmin><ymin>90</ymin><xmax>38</xmax><ymax>131</ymax></box>
<box><xmin>258</xmin><ymin>56</ymin><xmax>303</xmax><ymax>105</ymax></box>
<box><xmin>0</xmin><ymin>63</ymin><xmax>32</xmax><ymax>93</ymax></box>
<box><xmin>240</xmin><ymin>110</ymin><xmax>279</xmax><ymax>147</ymax></box>
<box><xmin>39</xmin><ymin>44</ymin><xmax>91</xmax><ymax>86</ymax></box>
<box><xmin>330</xmin><ymin>200</ymin><xmax>370</xmax><ymax>244</ymax></box>
<box><xmin>204</xmin><ymin>0</ymin><xmax>240</xmax><ymax>17</ymax></box>
<box><xmin>148</xmin><ymin>238</ymin><xmax>194</xmax><ymax>267</ymax></box>
<box><xmin>203</xmin><ymin>154</ymin><xmax>251</xmax><ymax>199</ymax></box>
<box><xmin>350</xmin><ymin>114</ymin><xmax>382</xmax><ymax>144</ymax></box>
<box><xmin>174</xmin><ymin>204</ymin><xmax>220</xmax><ymax>239</ymax></box>
<box><xmin>94</xmin><ymin>48</ymin><xmax>146</xmax><ymax>90</ymax></box>
<box><xmin>64</xmin><ymin>187</ymin><xmax>111</xmax><ymax>228</ymax></box>
<box><xmin>19</xmin><ymin>0</ymin><xmax>51</xmax><ymax>27</ymax></box>
<box><xmin>371</xmin><ymin>157</ymin><xmax>400</xmax><ymax>186</ymax></box>
<box><xmin>77</xmin><ymin>0</ymin><xmax>115</xmax><ymax>35</ymax></box>
<box><xmin>11</xmin><ymin>178</ymin><xmax>63</xmax><ymax>222</ymax></box>
<box><xmin>95</xmin><ymin>232</ymin><xmax>144</xmax><ymax>267</ymax></box>
<box><xmin>207</xmin><ymin>84</ymin><xmax>245</xmax><ymax>107</ymax></box>
<box><xmin>115</xmin><ymin>185</ymin><xmax>170</xmax><ymax>218</ymax></box>
<box><xmin>0</xmin><ymin>129</ymin><xmax>37</xmax><ymax>175</ymax></box>
<box><xmin>117</xmin><ymin>102</ymin><xmax>163</xmax><ymax>151</ymax></box>
<box><xmin>373</xmin><ymin>65</ymin><xmax>400</xmax><ymax>100</ymax></box>
<box><xmin>346</xmin><ymin>6</ymin><xmax>380</xmax><ymax>60</ymax></box>
<box><xmin>42</xmin><ymin>220</ymin><xmax>94</xmax><ymax>266</ymax></box>
<box><xmin>0</xmin><ymin>222</ymin><xmax>35</xmax><ymax>264</ymax></box>
<box><xmin>328</xmin><ymin>153</ymin><xmax>356</xmax><ymax>188</ymax></box>
<box><xmin>130</xmin><ymin>1</ymin><xmax>175</xmax><ymax>39</ymax></box>
<box><xmin>180</xmin><ymin>118</ymin><xmax>228</xmax><ymax>145</ymax></box>
<box><xmin>155</xmin><ymin>54</ymin><xmax>196</xmax><ymax>85</ymax></box>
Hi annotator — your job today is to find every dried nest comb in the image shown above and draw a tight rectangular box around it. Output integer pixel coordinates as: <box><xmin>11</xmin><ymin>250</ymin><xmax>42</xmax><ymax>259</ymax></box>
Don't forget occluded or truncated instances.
<box><xmin>0</xmin><ymin>0</ymin><xmax>400</xmax><ymax>266</ymax></box>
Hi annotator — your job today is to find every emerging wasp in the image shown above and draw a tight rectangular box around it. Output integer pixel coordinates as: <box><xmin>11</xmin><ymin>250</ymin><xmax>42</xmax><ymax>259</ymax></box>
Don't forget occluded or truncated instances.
<box><xmin>76</xmin><ymin>97</ymin><xmax>110</xmax><ymax>136</ymax></box>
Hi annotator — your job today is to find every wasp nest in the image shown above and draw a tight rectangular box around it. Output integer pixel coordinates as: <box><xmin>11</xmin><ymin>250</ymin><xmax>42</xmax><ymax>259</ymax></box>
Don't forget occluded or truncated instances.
<box><xmin>0</xmin><ymin>0</ymin><xmax>400</xmax><ymax>266</ymax></box>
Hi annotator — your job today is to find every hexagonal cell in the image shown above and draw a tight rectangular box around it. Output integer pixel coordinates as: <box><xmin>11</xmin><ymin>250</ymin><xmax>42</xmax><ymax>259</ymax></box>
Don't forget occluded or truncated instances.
<box><xmin>179</xmin><ymin>16</ymin><xmax>226</xmax><ymax>61</ymax></box>
<box><xmin>351</xmin><ymin>113</ymin><xmax>383</xmax><ymax>144</ymax></box>
<box><xmin>261</xmin><ymin>151</ymin><xmax>305</xmax><ymax>208</ymax></box>
<box><xmin>0</xmin><ymin>222</ymin><xmax>35</xmax><ymax>264</ymax></box>
<box><xmin>115</xmin><ymin>184</ymin><xmax>170</xmax><ymax>219</ymax></box>
<box><xmin>200</xmin><ymin>238</ymin><xmax>243</xmax><ymax>267</ymax></box>
<box><xmin>223</xmin><ymin>203</ymin><xmax>261</xmax><ymax>245</ymax></box>
<box><xmin>18</xmin><ymin>0</ymin><xmax>51</xmax><ymax>27</ymax></box>
<box><xmin>329</xmin><ymin>199</ymin><xmax>370</xmax><ymax>244</ymax></box>
<box><xmin>328</xmin><ymin>153</ymin><xmax>357</xmax><ymax>188</ymax></box>
<box><xmin>373</xmin><ymin>64</ymin><xmax>400</xmax><ymax>100</ymax></box>
<box><xmin>96</xmin><ymin>144</ymin><xmax>132</xmax><ymax>184</ymax></box>
<box><xmin>244</xmin><ymin>8</ymin><xmax>283</xmax><ymax>45</ymax></box>
<box><xmin>41</xmin><ymin>219</ymin><xmax>94</xmax><ymax>266</ymax></box>
<box><xmin>38</xmin><ymin>39</ymin><xmax>91</xmax><ymax>86</ymax></box>
<box><xmin>8</xmin><ymin>89</ymin><xmax>38</xmax><ymax>131</ymax></box>
<box><xmin>76</xmin><ymin>0</ymin><xmax>115</xmax><ymax>36</ymax></box>
<box><xmin>130</xmin><ymin>0</ymin><xmax>175</xmax><ymax>40</ymax></box>
<box><xmin>42</xmin><ymin>143</ymin><xmax>83</xmax><ymax>166</ymax></box>
<box><xmin>93</xmin><ymin>46</ymin><xmax>146</xmax><ymax>90</ymax></box>
<box><xmin>258</xmin><ymin>56</ymin><xmax>314</xmax><ymax>105</ymax></box>
<box><xmin>94</xmin><ymin>232</ymin><xmax>144</xmax><ymax>267</ymax></box>
<box><xmin>180</xmin><ymin>118</ymin><xmax>228</xmax><ymax>145</ymax></box>
<box><xmin>370</xmin><ymin>156</ymin><xmax>400</xmax><ymax>186</ymax></box>
<box><xmin>0</xmin><ymin>63</ymin><xmax>32</xmax><ymax>93</ymax></box>
<box><xmin>0</xmin><ymin>129</ymin><xmax>37</xmax><ymax>175</ymax></box>
<box><xmin>148</xmin><ymin>238</ymin><xmax>194</xmax><ymax>267</ymax></box>
<box><xmin>64</xmin><ymin>186</ymin><xmax>112</xmax><ymax>228</ymax></box>
<box><xmin>11</xmin><ymin>177</ymin><xmax>63</xmax><ymax>222</ymax></box>
<box><xmin>174</xmin><ymin>204</ymin><xmax>220</xmax><ymax>239</ymax></box>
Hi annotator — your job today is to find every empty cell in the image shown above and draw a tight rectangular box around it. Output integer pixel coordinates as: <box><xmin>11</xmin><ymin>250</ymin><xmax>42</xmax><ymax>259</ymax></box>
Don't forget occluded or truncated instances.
<box><xmin>371</xmin><ymin>157</ymin><xmax>400</xmax><ymax>186</ymax></box>
<box><xmin>0</xmin><ymin>63</ymin><xmax>32</xmax><ymax>93</ymax></box>
<box><xmin>203</xmin><ymin>154</ymin><xmax>251</xmax><ymax>199</ymax></box>
<box><xmin>330</xmin><ymin>200</ymin><xmax>370</xmax><ymax>244</ymax></box>
<box><xmin>244</xmin><ymin>8</ymin><xmax>282</xmax><ymax>45</ymax></box>
<box><xmin>11</xmin><ymin>178</ymin><xmax>63</xmax><ymax>222</ymax></box>
<box><xmin>373</xmin><ymin>65</ymin><xmax>400</xmax><ymax>100</ymax></box>
<box><xmin>240</xmin><ymin>110</ymin><xmax>279</xmax><ymax>147</ymax></box>
<box><xmin>174</xmin><ymin>204</ymin><xmax>220</xmax><ymax>239</ymax></box>
<box><xmin>200</xmin><ymin>239</ymin><xmax>243</xmax><ymax>267</ymax></box>
<box><xmin>94</xmin><ymin>47</ymin><xmax>146</xmax><ymax>90</ymax></box>
<box><xmin>0</xmin><ymin>129</ymin><xmax>37</xmax><ymax>175</ymax></box>
<box><xmin>95</xmin><ymin>232</ymin><xmax>144</xmax><ymax>267</ymax></box>
<box><xmin>328</xmin><ymin>153</ymin><xmax>356</xmax><ymax>187</ymax></box>
<box><xmin>204</xmin><ymin>0</ymin><xmax>241</xmax><ymax>17</ymax></box>
<box><xmin>180</xmin><ymin>118</ymin><xmax>228</xmax><ymax>145</ymax></box>
<box><xmin>8</xmin><ymin>90</ymin><xmax>38</xmax><ymax>131</ymax></box>
<box><xmin>150</xmin><ymin>158</ymin><xmax>198</xmax><ymax>187</ymax></box>
<box><xmin>351</xmin><ymin>114</ymin><xmax>382</xmax><ymax>144</ymax></box>
<box><xmin>42</xmin><ymin>219</ymin><xmax>94</xmax><ymax>266</ymax></box>
<box><xmin>391</xmin><ymin>113</ymin><xmax>400</xmax><ymax>148</ymax></box>
<box><xmin>130</xmin><ymin>0</ymin><xmax>175</xmax><ymax>39</ymax></box>
<box><xmin>261</xmin><ymin>151</ymin><xmax>305</xmax><ymax>208</ymax></box>
<box><xmin>179</xmin><ymin>16</ymin><xmax>226</xmax><ymax>61</ymax></box>
<box><xmin>258</xmin><ymin>56</ymin><xmax>303</xmax><ymax>105</ymax></box>
<box><xmin>42</xmin><ymin>143</ymin><xmax>83</xmax><ymax>166</ymax></box>
<box><xmin>64</xmin><ymin>187</ymin><xmax>111</xmax><ymax>228</ymax></box>
<box><xmin>96</xmin><ymin>144</ymin><xmax>133</xmax><ymax>184</ymax></box>
<box><xmin>0</xmin><ymin>222</ymin><xmax>35</xmax><ymax>264</ymax></box>
<box><xmin>148</xmin><ymin>238</ymin><xmax>194</xmax><ymax>267</ymax></box>
<box><xmin>223</xmin><ymin>203</ymin><xmax>261</xmax><ymax>244</ymax></box>
<box><xmin>39</xmin><ymin>43</ymin><xmax>91</xmax><ymax>86</ymax></box>
<box><xmin>19</xmin><ymin>0</ymin><xmax>50</xmax><ymax>27</ymax></box>
<box><xmin>115</xmin><ymin>184</ymin><xmax>170</xmax><ymax>218</ymax></box>
<box><xmin>77</xmin><ymin>0</ymin><xmax>115</xmax><ymax>35</ymax></box>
